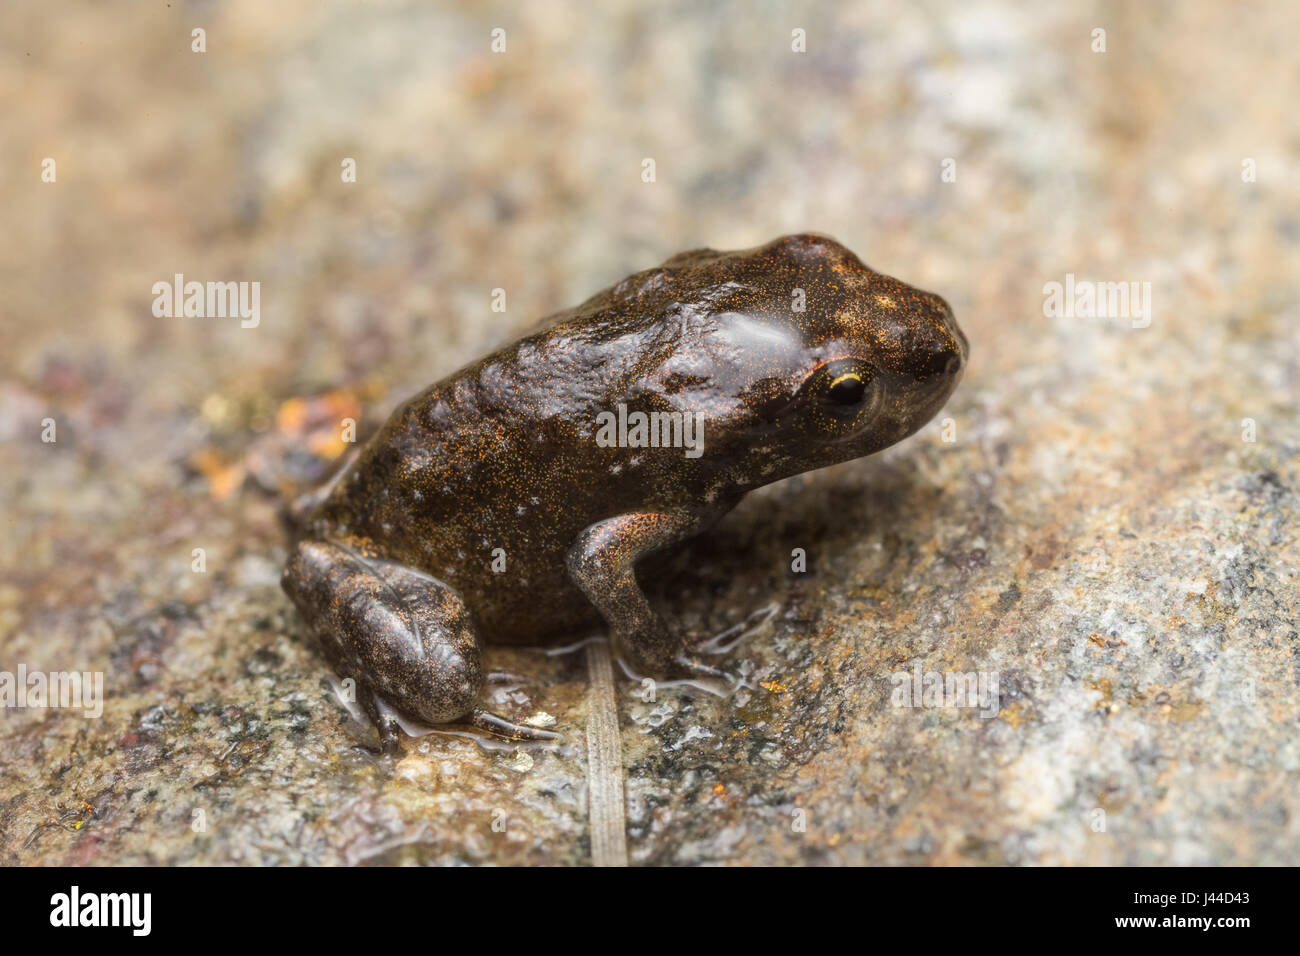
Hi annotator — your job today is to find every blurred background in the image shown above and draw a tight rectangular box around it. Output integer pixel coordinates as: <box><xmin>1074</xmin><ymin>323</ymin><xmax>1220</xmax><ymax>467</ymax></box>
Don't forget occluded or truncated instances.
<box><xmin>1</xmin><ymin>1</ymin><xmax>1296</xmax><ymax>865</ymax></box>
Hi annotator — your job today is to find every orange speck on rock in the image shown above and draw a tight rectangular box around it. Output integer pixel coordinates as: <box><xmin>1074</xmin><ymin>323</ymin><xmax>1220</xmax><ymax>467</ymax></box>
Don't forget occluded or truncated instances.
<box><xmin>275</xmin><ymin>397</ymin><xmax>308</xmax><ymax>432</ymax></box>
<box><xmin>190</xmin><ymin>446</ymin><xmax>246</xmax><ymax>501</ymax></box>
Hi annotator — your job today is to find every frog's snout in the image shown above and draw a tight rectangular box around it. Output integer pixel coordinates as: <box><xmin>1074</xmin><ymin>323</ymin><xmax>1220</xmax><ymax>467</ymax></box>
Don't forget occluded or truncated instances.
<box><xmin>949</xmin><ymin>312</ymin><xmax>969</xmax><ymax>364</ymax></box>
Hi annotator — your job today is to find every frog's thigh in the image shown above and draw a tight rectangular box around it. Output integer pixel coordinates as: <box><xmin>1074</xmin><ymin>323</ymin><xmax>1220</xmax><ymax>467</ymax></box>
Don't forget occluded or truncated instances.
<box><xmin>565</xmin><ymin>510</ymin><xmax>706</xmax><ymax>675</ymax></box>
<box><xmin>283</xmin><ymin>539</ymin><xmax>482</xmax><ymax>727</ymax></box>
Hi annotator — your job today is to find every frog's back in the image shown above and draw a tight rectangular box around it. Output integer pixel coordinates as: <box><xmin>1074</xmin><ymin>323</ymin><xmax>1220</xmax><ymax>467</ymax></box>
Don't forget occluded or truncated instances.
<box><xmin>307</xmin><ymin>298</ymin><xmax>696</xmax><ymax>641</ymax></box>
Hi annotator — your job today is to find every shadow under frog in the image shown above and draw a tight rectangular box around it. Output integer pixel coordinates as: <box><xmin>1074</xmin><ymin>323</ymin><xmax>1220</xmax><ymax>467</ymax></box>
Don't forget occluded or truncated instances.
<box><xmin>282</xmin><ymin>234</ymin><xmax>968</xmax><ymax>751</ymax></box>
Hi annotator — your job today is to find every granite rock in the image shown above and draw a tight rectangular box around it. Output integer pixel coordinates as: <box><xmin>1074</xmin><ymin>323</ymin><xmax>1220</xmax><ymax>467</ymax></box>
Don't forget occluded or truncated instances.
<box><xmin>1</xmin><ymin>0</ymin><xmax>1296</xmax><ymax>865</ymax></box>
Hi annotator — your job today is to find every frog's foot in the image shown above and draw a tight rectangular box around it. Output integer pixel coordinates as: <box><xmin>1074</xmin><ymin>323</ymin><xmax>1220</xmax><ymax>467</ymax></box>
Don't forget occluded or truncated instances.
<box><xmin>283</xmin><ymin>539</ymin><xmax>491</xmax><ymax>746</ymax></box>
<box><xmin>567</xmin><ymin>506</ymin><xmax>742</xmax><ymax>693</ymax></box>
<box><xmin>609</xmin><ymin>648</ymin><xmax>732</xmax><ymax>697</ymax></box>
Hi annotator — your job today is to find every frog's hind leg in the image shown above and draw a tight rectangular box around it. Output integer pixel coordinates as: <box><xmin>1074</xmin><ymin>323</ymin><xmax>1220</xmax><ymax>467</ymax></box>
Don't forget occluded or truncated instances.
<box><xmin>280</xmin><ymin>447</ymin><xmax>360</xmax><ymax>532</ymax></box>
<box><xmin>283</xmin><ymin>539</ymin><xmax>558</xmax><ymax>752</ymax></box>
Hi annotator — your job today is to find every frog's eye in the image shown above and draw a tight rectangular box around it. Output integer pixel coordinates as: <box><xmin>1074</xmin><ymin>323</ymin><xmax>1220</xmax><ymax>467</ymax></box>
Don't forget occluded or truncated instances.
<box><xmin>798</xmin><ymin>359</ymin><xmax>879</xmax><ymax>435</ymax></box>
<box><xmin>827</xmin><ymin>372</ymin><xmax>866</xmax><ymax>406</ymax></box>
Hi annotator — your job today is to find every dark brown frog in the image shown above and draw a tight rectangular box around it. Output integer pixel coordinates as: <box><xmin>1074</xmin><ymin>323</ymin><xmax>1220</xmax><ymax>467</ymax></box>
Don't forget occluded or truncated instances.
<box><xmin>282</xmin><ymin>234</ymin><xmax>967</xmax><ymax>749</ymax></box>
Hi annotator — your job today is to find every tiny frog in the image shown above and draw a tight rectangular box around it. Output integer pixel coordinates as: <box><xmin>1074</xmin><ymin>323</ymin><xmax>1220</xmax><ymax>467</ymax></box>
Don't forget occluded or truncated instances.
<box><xmin>282</xmin><ymin>234</ymin><xmax>967</xmax><ymax>750</ymax></box>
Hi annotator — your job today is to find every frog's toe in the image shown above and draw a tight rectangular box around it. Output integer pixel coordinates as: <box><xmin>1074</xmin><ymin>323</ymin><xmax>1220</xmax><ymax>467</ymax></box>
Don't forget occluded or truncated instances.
<box><xmin>468</xmin><ymin>709</ymin><xmax>562</xmax><ymax>742</ymax></box>
<box><xmin>485</xmin><ymin>669</ymin><xmax>530</xmax><ymax>685</ymax></box>
<box><xmin>357</xmin><ymin>686</ymin><xmax>405</xmax><ymax>756</ymax></box>
<box><xmin>372</xmin><ymin>720</ymin><xmax>404</xmax><ymax>756</ymax></box>
<box><xmin>668</xmin><ymin>654</ymin><xmax>737</xmax><ymax>690</ymax></box>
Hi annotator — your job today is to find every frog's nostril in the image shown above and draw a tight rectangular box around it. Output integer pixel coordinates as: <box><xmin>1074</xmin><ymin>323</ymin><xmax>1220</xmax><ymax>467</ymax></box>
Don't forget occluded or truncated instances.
<box><xmin>915</xmin><ymin>342</ymin><xmax>962</xmax><ymax>380</ymax></box>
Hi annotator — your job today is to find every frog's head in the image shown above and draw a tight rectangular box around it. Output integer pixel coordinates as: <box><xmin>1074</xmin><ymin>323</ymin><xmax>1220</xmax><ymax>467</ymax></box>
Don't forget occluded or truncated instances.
<box><xmin>653</xmin><ymin>233</ymin><xmax>968</xmax><ymax>487</ymax></box>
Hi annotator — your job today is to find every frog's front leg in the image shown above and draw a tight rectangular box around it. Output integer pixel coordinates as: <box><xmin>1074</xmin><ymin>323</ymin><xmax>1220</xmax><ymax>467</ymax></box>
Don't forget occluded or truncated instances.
<box><xmin>282</xmin><ymin>539</ymin><xmax>558</xmax><ymax>752</ymax></box>
<box><xmin>565</xmin><ymin>507</ymin><xmax>734</xmax><ymax>680</ymax></box>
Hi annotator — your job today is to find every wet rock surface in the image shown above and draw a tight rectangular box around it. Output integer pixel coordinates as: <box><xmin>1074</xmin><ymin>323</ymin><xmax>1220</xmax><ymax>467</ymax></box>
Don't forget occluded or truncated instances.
<box><xmin>1</xmin><ymin>1</ymin><xmax>1297</xmax><ymax>865</ymax></box>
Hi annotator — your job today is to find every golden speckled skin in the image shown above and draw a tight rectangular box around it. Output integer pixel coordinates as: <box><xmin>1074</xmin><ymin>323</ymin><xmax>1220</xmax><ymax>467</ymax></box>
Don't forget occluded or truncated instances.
<box><xmin>282</xmin><ymin>234</ymin><xmax>967</xmax><ymax>746</ymax></box>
